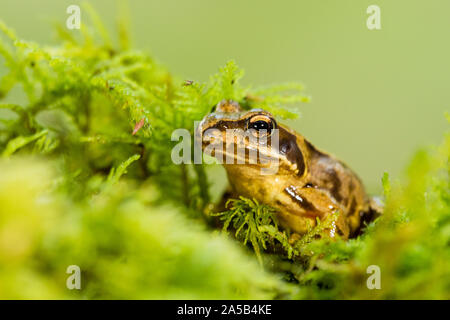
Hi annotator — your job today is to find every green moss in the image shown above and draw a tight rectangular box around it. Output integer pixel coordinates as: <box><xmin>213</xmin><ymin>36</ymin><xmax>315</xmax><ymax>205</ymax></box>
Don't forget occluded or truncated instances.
<box><xmin>0</xmin><ymin>10</ymin><xmax>305</xmax><ymax>299</ymax></box>
<box><xmin>0</xmin><ymin>159</ymin><xmax>289</xmax><ymax>299</ymax></box>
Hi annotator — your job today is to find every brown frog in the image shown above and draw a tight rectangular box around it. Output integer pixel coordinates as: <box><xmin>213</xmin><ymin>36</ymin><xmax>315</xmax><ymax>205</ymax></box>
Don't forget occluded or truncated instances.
<box><xmin>198</xmin><ymin>100</ymin><xmax>381</xmax><ymax>239</ymax></box>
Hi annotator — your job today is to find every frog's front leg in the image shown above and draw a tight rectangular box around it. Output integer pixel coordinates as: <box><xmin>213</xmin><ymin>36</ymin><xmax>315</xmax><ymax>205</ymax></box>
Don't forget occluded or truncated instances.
<box><xmin>274</xmin><ymin>185</ymin><xmax>350</xmax><ymax>239</ymax></box>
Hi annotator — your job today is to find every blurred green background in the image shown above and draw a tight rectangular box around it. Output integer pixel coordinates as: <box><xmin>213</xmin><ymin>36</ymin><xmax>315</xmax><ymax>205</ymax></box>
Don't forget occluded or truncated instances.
<box><xmin>0</xmin><ymin>0</ymin><xmax>448</xmax><ymax>192</ymax></box>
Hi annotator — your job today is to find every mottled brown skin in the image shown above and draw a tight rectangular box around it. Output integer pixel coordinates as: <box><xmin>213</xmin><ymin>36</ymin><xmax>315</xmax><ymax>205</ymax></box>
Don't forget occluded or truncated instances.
<box><xmin>199</xmin><ymin>100</ymin><xmax>380</xmax><ymax>239</ymax></box>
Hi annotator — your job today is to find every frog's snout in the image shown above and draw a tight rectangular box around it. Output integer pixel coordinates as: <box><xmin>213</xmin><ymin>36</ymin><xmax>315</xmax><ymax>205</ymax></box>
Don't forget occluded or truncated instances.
<box><xmin>196</xmin><ymin>116</ymin><xmax>212</xmax><ymax>139</ymax></box>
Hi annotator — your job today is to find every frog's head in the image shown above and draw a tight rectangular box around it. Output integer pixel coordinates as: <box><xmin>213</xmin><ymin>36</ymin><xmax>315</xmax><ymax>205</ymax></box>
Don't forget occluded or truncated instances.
<box><xmin>198</xmin><ymin>100</ymin><xmax>306</xmax><ymax>176</ymax></box>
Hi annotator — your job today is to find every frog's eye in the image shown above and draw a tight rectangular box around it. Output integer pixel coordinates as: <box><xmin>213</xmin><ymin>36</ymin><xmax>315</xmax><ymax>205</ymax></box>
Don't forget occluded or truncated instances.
<box><xmin>247</xmin><ymin>115</ymin><xmax>275</xmax><ymax>137</ymax></box>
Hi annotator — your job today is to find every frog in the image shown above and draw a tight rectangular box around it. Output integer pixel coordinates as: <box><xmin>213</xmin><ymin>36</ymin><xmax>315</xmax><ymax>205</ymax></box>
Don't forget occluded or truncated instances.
<box><xmin>198</xmin><ymin>99</ymin><xmax>382</xmax><ymax>239</ymax></box>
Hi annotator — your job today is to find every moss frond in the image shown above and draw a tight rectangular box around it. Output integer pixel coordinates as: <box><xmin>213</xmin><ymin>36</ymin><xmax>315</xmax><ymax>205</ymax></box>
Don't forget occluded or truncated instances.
<box><xmin>0</xmin><ymin>6</ymin><xmax>448</xmax><ymax>300</ymax></box>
